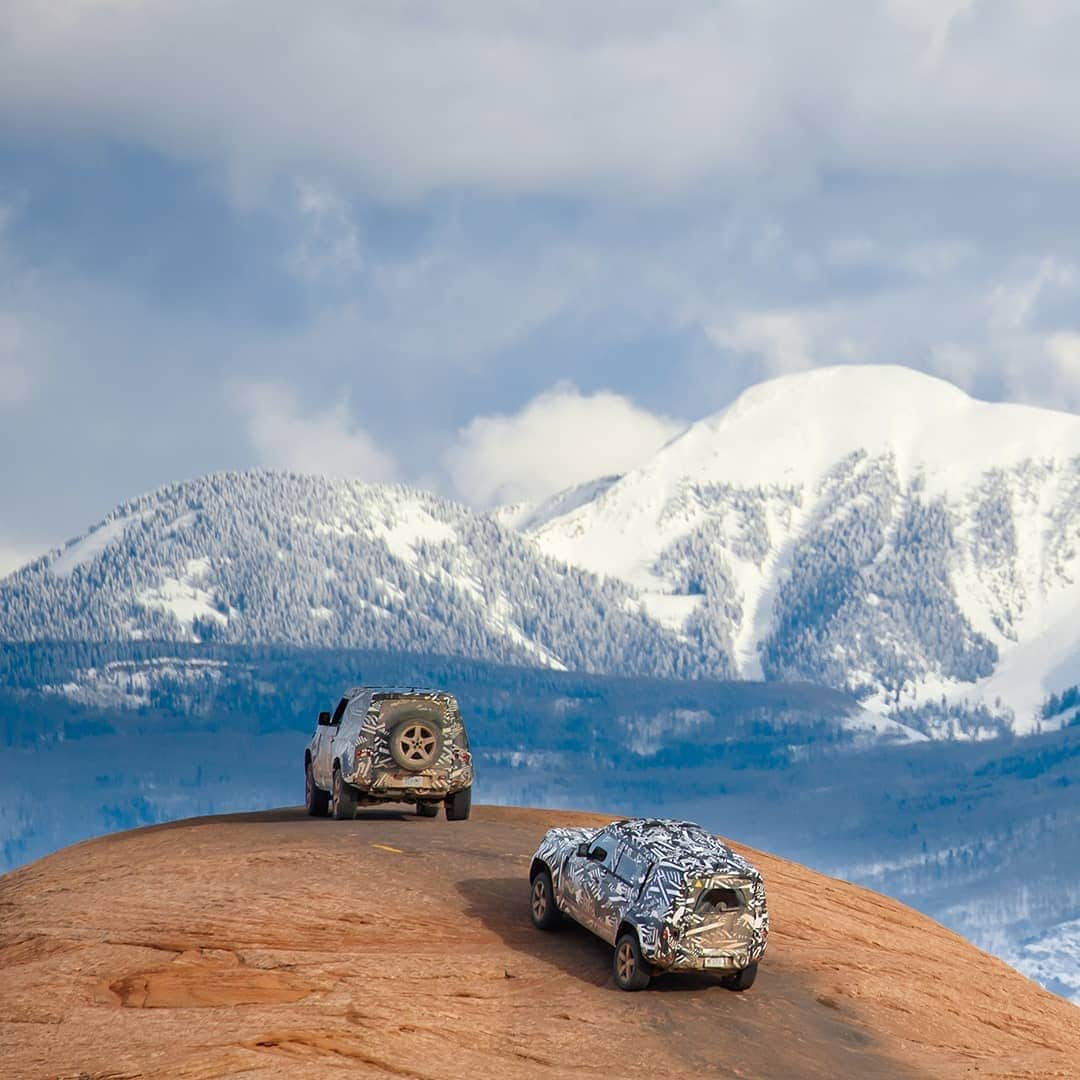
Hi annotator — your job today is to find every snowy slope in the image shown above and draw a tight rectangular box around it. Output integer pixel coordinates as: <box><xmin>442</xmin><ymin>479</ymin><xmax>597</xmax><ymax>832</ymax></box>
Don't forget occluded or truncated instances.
<box><xmin>0</xmin><ymin>472</ymin><xmax>700</xmax><ymax>680</ymax></box>
<box><xmin>5</xmin><ymin>366</ymin><xmax>1079</xmax><ymax>737</ymax></box>
<box><xmin>528</xmin><ymin>366</ymin><xmax>1080</xmax><ymax>733</ymax></box>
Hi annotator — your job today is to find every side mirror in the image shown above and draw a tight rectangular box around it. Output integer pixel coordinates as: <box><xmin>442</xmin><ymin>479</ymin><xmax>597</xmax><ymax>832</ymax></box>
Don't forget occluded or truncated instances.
<box><xmin>575</xmin><ymin>842</ymin><xmax>589</xmax><ymax>858</ymax></box>
<box><xmin>317</xmin><ymin>711</ymin><xmax>332</xmax><ymax>727</ymax></box>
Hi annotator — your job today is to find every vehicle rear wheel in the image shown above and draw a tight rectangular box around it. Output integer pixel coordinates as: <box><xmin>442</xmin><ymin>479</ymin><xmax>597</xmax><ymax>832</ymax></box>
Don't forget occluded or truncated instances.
<box><xmin>529</xmin><ymin>870</ymin><xmax>562</xmax><ymax>930</ymax></box>
<box><xmin>305</xmin><ymin>758</ymin><xmax>329</xmax><ymax>817</ymax></box>
<box><xmin>417</xmin><ymin>802</ymin><xmax>439</xmax><ymax>817</ymax></box>
<box><xmin>331</xmin><ymin>765</ymin><xmax>357</xmax><ymax>820</ymax></box>
<box><xmin>721</xmin><ymin>962</ymin><xmax>758</xmax><ymax>991</ymax></box>
<box><xmin>445</xmin><ymin>785</ymin><xmax>471</xmax><ymax>821</ymax></box>
<box><xmin>613</xmin><ymin>932</ymin><xmax>651</xmax><ymax>991</ymax></box>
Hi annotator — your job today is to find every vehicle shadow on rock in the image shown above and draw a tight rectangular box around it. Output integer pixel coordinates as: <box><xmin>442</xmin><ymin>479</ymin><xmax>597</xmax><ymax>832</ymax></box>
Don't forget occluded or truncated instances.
<box><xmin>144</xmin><ymin>805</ymin><xmax>414</xmax><ymax>834</ymax></box>
<box><xmin>455</xmin><ymin>875</ymin><xmax>735</xmax><ymax>994</ymax></box>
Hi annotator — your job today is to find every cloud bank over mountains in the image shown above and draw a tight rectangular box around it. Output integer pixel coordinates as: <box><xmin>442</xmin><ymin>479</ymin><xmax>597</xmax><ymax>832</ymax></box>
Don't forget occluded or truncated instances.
<box><xmin>5</xmin><ymin>1</ymin><xmax>1080</xmax><ymax>197</ymax></box>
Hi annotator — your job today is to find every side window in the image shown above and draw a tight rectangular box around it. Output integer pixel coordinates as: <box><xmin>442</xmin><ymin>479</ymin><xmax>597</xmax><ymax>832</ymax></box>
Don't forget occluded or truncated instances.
<box><xmin>330</xmin><ymin>697</ymin><xmax>349</xmax><ymax>725</ymax></box>
<box><xmin>346</xmin><ymin>692</ymin><xmax>370</xmax><ymax>721</ymax></box>
<box><xmin>615</xmin><ymin>847</ymin><xmax>650</xmax><ymax>887</ymax></box>
<box><xmin>589</xmin><ymin>831</ymin><xmax>620</xmax><ymax>872</ymax></box>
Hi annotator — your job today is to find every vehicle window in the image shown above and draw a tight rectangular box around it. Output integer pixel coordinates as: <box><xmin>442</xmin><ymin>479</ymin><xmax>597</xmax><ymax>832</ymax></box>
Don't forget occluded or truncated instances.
<box><xmin>330</xmin><ymin>697</ymin><xmax>349</xmax><ymax>725</ymax></box>
<box><xmin>615</xmin><ymin>847</ymin><xmax>650</xmax><ymax>887</ymax></box>
<box><xmin>589</xmin><ymin>831</ymin><xmax>620</xmax><ymax>872</ymax></box>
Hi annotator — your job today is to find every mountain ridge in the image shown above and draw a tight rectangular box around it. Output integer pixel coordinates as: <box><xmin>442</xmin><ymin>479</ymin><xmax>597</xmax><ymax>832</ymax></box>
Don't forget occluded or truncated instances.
<box><xmin>3</xmin><ymin>366</ymin><xmax>1080</xmax><ymax>737</ymax></box>
<box><xmin>528</xmin><ymin>366</ymin><xmax>1080</xmax><ymax>734</ymax></box>
<box><xmin>0</xmin><ymin>470</ymin><xmax>707</xmax><ymax>681</ymax></box>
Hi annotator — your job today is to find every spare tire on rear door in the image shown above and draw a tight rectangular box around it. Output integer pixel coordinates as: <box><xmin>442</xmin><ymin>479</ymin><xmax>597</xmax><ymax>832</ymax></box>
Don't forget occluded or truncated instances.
<box><xmin>385</xmin><ymin>703</ymin><xmax>445</xmax><ymax>771</ymax></box>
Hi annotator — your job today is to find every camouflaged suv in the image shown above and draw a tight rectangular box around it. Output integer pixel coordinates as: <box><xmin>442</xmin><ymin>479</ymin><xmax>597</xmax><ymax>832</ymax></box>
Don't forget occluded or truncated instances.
<box><xmin>305</xmin><ymin>687</ymin><xmax>473</xmax><ymax>821</ymax></box>
<box><xmin>529</xmin><ymin>818</ymin><xmax>768</xmax><ymax>991</ymax></box>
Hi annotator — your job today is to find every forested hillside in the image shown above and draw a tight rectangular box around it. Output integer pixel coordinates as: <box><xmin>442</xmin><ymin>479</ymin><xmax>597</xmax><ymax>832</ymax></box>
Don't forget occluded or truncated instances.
<box><xmin>0</xmin><ymin>472</ymin><xmax>705</xmax><ymax>678</ymax></box>
<box><xmin>3</xmin><ymin>367</ymin><xmax>1080</xmax><ymax>738</ymax></box>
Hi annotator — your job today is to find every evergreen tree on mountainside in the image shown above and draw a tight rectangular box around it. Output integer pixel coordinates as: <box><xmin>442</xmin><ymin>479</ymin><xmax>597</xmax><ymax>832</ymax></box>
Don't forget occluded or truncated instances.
<box><xmin>2</xmin><ymin>438</ymin><xmax>1079</xmax><ymax>738</ymax></box>
<box><xmin>0</xmin><ymin>472</ymin><xmax>699</xmax><ymax>680</ymax></box>
<box><xmin>761</xmin><ymin>452</ymin><xmax>997</xmax><ymax>699</ymax></box>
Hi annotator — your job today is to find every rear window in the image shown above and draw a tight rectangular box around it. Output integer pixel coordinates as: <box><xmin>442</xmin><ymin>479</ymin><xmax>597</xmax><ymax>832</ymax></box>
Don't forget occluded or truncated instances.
<box><xmin>376</xmin><ymin>696</ymin><xmax>457</xmax><ymax>727</ymax></box>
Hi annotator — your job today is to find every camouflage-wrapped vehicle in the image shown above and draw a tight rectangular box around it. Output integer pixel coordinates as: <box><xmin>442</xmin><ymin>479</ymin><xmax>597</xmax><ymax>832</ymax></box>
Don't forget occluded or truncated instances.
<box><xmin>305</xmin><ymin>687</ymin><xmax>473</xmax><ymax>821</ymax></box>
<box><xmin>529</xmin><ymin>818</ymin><xmax>768</xmax><ymax>991</ymax></box>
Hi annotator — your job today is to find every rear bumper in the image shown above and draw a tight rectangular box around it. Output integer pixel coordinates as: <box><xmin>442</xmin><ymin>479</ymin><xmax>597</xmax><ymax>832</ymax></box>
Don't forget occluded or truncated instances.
<box><xmin>650</xmin><ymin>936</ymin><xmax>767</xmax><ymax>973</ymax></box>
<box><xmin>666</xmin><ymin>949</ymin><xmax>756</xmax><ymax>972</ymax></box>
<box><xmin>344</xmin><ymin>763</ymin><xmax>473</xmax><ymax>798</ymax></box>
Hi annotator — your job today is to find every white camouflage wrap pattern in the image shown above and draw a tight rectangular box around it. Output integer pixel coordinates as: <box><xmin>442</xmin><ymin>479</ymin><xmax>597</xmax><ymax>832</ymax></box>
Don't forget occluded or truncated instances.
<box><xmin>532</xmin><ymin>818</ymin><xmax>768</xmax><ymax>974</ymax></box>
<box><xmin>330</xmin><ymin>686</ymin><xmax>473</xmax><ymax>797</ymax></box>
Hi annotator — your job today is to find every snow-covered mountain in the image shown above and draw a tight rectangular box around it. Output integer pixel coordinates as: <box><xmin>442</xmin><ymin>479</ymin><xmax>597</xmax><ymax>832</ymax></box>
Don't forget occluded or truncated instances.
<box><xmin>527</xmin><ymin>366</ymin><xmax>1080</xmax><ymax>736</ymax></box>
<box><xmin>3</xmin><ymin>365</ymin><xmax>1079</xmax><ymax>737</ymax></box>
<box><xmin>0</xmin><ymin>472</ymin><xmax>701</xmax><ymax>680</ymax></box>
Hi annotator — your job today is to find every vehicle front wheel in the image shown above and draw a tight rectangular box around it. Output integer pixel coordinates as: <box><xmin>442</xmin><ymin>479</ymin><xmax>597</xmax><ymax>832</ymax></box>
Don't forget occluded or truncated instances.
<box><xmin>331</xmin><ymin>765</ymin><xmax>357</xmax><ymax>820</ymax></box>
<box><xmin>530</xmin><ymin>870</ymin><xmax>562</xmax><ymax>930</ymax></box>
<box><xmin>417</xmin><ymin>802</ymin><xmax>439</xmax><ymax>817</ymax></box>
<box><xmin>721</xmin><ymin>962</ymin><xmax>758</xmax><ymax>991</ymax></box>
<box><xmin>614</xmin><ymin>932</ymin><xmax>651</xmax><ymax>991</ymax></box>
<box><xmin>305</xmin><ymin>759</ymin><xmax>329</xmax><ymax>817</ymax></box>
<box><xmin>445</xmin><ymin>786</ymin><xmax>471</xmax><ymax>821</ymax></box>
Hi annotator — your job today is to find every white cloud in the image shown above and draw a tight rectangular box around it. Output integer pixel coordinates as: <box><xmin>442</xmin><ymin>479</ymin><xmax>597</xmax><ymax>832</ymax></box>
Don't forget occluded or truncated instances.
<box><xmin>230</xmin><ymin>380</ymin><xmax>397</xmax><ymax>481</ymax></box>
<box><xmin>1046</xmin><ymin>333</ymin><xmax>1080</xmax><ymax>377</ymax></box>
<box><xmin>707</xmin><ymin>310</ymin><xmax>819</xmax><ymax>377</ymax></box>
<box><xmin>0</xmin><ymin>313</ymin><xmax>39</xmax><ymax>409</ymax></box>
<box><xmin>0</xmin><ymin>542</ymin><xmax>39</xmax><ymax>578</ymax></box>
<box><xmin>989</xmin><ymin>257</ymin><xmax>1078</xmax><ymax>332</ymax></box>
<box><xmin>4</xmin><ymin>2</ymin><xmax>1080</xmax><ymax>200</ymax></box>
<box><xmin>445</xmin><ymin>382</ymin><xmax>683</xmax><ymax>507</ymax></box>
<box><xmin>287</xmin><ymin>180</ymin><xmax>361</xmax><ymax>281</ymax></box>
<box><xmin>0</xmin><ymin>359</ymin><xmax>33</xmax><ymax>409</ymax></box>
<box><xmin>1043</xmin><ymin>334</ymin><xmax>1080</xmax><ymax>408</ymax></box>
<box><xmin>886</xmin><ymin>0</ymin><xmax>979</xmax><ymax>65</ymax></box>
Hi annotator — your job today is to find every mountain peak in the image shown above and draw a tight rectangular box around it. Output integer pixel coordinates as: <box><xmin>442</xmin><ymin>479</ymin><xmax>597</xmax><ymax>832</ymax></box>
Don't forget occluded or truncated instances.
<box><xmin>715</xmin><ymin>363</ymin><xmax>973</xmax><ymax>423</ymax></box>
<box><xmin>636</xmin><ymin>363</ymin><xmax>1080</xmax><ymax>494</ymax></box>
<box><xmin>528</xmin><ymin>364</ymin><xmax>1080</xmax><ymax>730</ymax></box>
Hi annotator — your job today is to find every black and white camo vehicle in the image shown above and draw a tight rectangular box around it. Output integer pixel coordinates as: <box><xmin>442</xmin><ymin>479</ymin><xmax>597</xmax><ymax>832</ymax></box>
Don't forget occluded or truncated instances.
<box><xmin>305</xmin><ymin>686</ymin><xmax>473</xmax><ymax>821</ymax></box>
<box><xmin>529</xmin><ymin>818</ymin><xmax>768</xmax><ymax>991</ymax></box>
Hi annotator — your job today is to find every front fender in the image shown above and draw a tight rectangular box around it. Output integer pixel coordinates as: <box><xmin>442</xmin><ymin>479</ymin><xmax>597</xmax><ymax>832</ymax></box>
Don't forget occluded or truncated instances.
<box><xmin>531</xmin><ymin>826</ymin><xmax>597</xmax><ymax>901</ymax></box>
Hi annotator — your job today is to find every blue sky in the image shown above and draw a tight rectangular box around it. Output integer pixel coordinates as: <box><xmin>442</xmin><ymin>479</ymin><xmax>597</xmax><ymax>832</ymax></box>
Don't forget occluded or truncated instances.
<box><xmin>3</xmin><ymin>1</ymin><xmax>1080</xmax><ymax>572</ymax></box>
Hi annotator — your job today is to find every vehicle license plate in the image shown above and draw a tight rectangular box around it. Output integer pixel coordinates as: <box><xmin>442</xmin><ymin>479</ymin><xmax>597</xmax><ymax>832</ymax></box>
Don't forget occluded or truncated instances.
<box><xmin>403</xmin><ymin>776</ymin><xmax>425</xmax><ymax>788</ymax></box>
<box><xmin>704</xmin><ymin>958</ymin><xmax>728</xmax><ymax>969</ymax></box>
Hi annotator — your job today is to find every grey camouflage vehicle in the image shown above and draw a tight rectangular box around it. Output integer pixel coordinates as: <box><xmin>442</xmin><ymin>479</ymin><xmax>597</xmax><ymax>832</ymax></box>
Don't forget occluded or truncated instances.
<box><xmin>529</xmin><ymin>818</ymin><xmax>768</xmax><ymax>991</ymax></box>
<box><xmin>305</xmin><ymin>686</ymin><xmax>473</xmax><ymax>821</ymax></box>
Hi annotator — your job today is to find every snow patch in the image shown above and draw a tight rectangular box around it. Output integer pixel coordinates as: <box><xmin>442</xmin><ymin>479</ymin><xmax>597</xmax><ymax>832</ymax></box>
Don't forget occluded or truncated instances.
<box><xmin>50</xmin><ymin>511</ymin><xmax>150</xmax><ymax>577</ymax></box>
<box><xmin>1007</xmin><ymin>918</ymin><xmax>1080</xmax><ymax>1005</ymax></box>
<box><xmin>367</xmin><ymin>503</ymin><xmax>456</xmax><ymax>565</ymax></box>
<box><xmin>42</xmin><ymin>657</ymin><xmax>228</xmax><ymax>710</ymax></box>
<box><xmin>137</xmin><ymin>558</ymin><xmax>228</xmax><ymax>638</ymax></box>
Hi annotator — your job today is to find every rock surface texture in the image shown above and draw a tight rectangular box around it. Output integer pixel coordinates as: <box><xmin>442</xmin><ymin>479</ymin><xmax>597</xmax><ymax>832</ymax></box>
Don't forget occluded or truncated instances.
<box><xmin>1</xmin><ymin>805</ymin><xmax>1077</xmax><ymax>1079</ymax></box>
